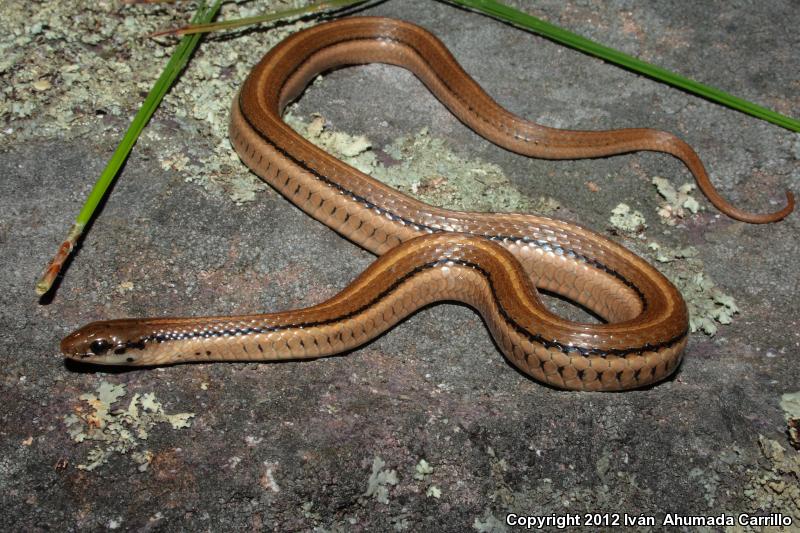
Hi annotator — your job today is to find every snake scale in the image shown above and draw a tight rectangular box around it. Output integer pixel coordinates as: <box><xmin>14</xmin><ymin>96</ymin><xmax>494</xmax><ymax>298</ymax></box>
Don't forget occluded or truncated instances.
<box><xmin>61</xmin><ymin>17</ymin><xmax>794</xmax><ymax>391</ymax></box>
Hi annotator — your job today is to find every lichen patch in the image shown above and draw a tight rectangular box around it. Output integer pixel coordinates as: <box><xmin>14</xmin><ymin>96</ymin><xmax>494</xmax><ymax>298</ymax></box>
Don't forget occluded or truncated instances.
<box><xmin>284</xmin><ymin>114</ymin><xmax>560</xmax><ymax>215</ymax></box>
<box><xmin>740</xmin><ymin>436</ymin><xmax>800</xmax><ymax>523</ymax></box>
<box><xmin>363</xmin><ymin>456</ymin><xmax>399</xmax><ymax>504</ymax></box>
<box><xmin>651</xmin><ymin>176</ymin><xmax>700</xmax><ymax>224</ymax></box>
<box><xmin>63</xmin><ymin>381</ymin><xmax>194</xmax><ymax>471</ymax></box>
<box><xmin>609</xmin><ymin>203</ymin><xmax>647</xmax><ymax>234</ymax></box>
<box><xmin>647</xmin><ymin>242</ymin><xmax>738</xmax><ymax>336</ymax></box>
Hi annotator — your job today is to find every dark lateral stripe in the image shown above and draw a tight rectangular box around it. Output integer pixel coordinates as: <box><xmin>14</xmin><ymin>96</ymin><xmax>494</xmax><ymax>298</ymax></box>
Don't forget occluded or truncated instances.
<box><xmin>143</xmin><ymin>259</ymin><xmax>686</xmax><ymax>358</ymax></box>
<box><xmin>237</xmin><ymin>34</ymin><xmax>648</xmax><ymax>307</ymax></box>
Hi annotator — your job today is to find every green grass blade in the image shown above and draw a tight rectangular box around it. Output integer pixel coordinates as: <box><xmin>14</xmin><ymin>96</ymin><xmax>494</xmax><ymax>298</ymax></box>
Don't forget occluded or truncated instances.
<box><xmin>75</xmin><ymin>1</ymin><xmax>222</xmax><ymax>225</ymax></box>
<box><xmin>445</xmin><ymin>0</ymin><xmax>800</xmax><ymax>132</ymax></box>
<box><xmin>36</xmin><ymin>1</ymin><xmax>223</xmax><ymax>296</ymax></box>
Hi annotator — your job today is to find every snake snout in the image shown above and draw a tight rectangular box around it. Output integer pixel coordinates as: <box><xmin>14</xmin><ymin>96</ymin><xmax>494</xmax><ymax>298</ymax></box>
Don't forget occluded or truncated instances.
<box><xmin>61</xmin><ymin>320</ymin><xmax>146</xmax><ymax>364</ymax></box>
<box><xmin>61</xmin><ymin>323</ymin><xmax>111</xmax><ymax>359</ymax></box>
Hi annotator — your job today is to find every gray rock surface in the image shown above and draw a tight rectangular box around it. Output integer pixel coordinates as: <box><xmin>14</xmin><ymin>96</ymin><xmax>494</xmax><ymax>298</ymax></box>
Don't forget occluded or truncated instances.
<box><xmin>1</xmin><ymin>0</ymin><xmax>798</xmax><ymax>530</ymax></box>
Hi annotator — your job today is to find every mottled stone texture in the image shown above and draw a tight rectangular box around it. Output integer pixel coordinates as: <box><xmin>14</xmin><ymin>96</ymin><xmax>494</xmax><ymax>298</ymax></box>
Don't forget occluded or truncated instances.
<box><xmin>1</xmin><ymin>1</ymin><xmax>798</xmax><ymax>531</ymax></box>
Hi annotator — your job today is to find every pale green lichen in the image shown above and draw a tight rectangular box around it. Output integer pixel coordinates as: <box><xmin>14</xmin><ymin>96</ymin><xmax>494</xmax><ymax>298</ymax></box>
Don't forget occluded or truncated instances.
<box><xmin>652</xmin><ymin>176</ymin><xmax>700</xmax><ymax>224</ymax></box>
<box><xmin>363</xmin><ymin>456</ymin><xmax>398</xmax><ymax>504</ymax></box>
<box><xmin>688</xmin><ymin>466</ymin><xmax>720</xmax><ymax>507</ymax></box>
<box><xmin>647</xmin><ymin>242</ymin><xmax>738</xmax><ymax>335</ymax></box>
<box><xmin>284</xmin><ymin>113</ymin><xmax>375</xmax><ymax>173</ymax></box>
<box><xmin>378</xmin><ymin>128</ymin><xmax>558</xmax><ymax>214</ymax></box>
<box><xmin>426</xmin><ymin>485</ymin><xmax>442</xmax><ymax>499</ymax></box>
<box><xmin>646</xmin><ymin>241</ymin><xmax>698</xmax><ymax>264</ymax></box>
<box><xmin>609</xmin><ymin>203</ymin><xmax>647</xmax><ymax>233</ymax></box>
<box><xmin>64</xmin><ymin>381</ymin><xmax>194</xmax><ymax>471</ymax></box>
<box><xmin>227</xmin><ymin>174</ymin><xmax>270</xmax><ymax>204</ymax></box>
<box><xmin>739</xmin><ymin>436</ymin><xmax>800</xmax><ymax>524</ymax></box>
<box><xmin>413</xmin><ymin>458</ymin><xmax>434</xmax><ymax>480</ymax></box>
<box><xmin>284</xmin><ymin>114</ymin><xmax>560</xmax><ymax>215</ymax></box>
<box><xmin>780</xmin><ymin>392</ymin><xmax>800</xmax><ymax>420</ymax></box>
<box><xmin>412</xmin><ymin>458</ymin><xmax>439</xmax><ymax>498</ymax></box>
<box><xmin>301</xmin><ymin>114</ymin><xmax>373</xmax><ymax>159</ymax></box>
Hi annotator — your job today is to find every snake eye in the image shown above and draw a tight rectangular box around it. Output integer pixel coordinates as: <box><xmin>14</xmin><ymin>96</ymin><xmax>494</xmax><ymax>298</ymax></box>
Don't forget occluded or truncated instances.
<box><xmin>89</xmin><ymin>340</ymin><xmax>111</xmax><ymax>356</ymax></box>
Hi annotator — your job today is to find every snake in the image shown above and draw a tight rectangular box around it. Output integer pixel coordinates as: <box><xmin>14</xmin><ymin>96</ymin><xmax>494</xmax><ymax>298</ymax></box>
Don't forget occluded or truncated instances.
<box><xmin>61</xmin><ymin>17</ymin><xmax>794</xmax><ymax>391</ymax></box>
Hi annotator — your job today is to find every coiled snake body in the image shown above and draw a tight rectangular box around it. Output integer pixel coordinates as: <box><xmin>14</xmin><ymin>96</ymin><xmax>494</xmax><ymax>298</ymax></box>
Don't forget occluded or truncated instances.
<box><xmin>62</xmin><ymin>17</ymin><xmax>794</xmax><ymax>391</ymax></box>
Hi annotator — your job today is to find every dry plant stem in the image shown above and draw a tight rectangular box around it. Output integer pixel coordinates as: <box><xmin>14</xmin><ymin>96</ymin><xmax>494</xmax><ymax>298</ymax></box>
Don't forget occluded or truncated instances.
<box><xmin>35</xmin><ymin>223</ymin><xmax>85</xmax><ymax>296</ymax></box>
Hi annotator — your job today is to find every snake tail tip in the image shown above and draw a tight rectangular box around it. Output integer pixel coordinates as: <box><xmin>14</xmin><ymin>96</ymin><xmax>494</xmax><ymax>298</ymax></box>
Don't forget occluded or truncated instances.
<box><xmin>724</xmin><ymin>188</ymin><xmax>795</xmax><ymax>224</ymax></box>
<box><xmin>768</xmin><ymin>189</ymin><xmax>796</xmax><ymax>223</ymax></box>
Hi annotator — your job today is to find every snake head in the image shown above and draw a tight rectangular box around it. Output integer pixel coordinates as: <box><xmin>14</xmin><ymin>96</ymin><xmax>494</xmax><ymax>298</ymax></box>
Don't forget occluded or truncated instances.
<box><xmin>61</xmin><ymin>319</ymin><xmax>149</xmax><ymax>365</ymax></box>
